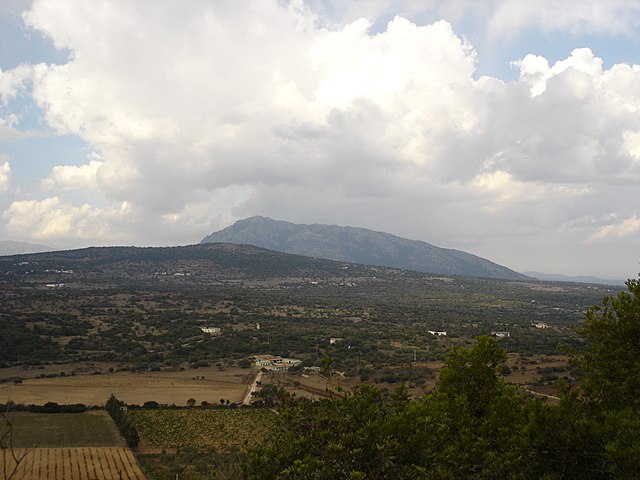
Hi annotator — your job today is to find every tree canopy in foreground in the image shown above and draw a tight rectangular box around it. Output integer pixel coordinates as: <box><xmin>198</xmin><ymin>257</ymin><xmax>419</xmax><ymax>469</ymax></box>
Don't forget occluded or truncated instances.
<box><xmin>244</xmin><ymin>275</ymin><xmax>640</xmax><ymax>479</ymax></box>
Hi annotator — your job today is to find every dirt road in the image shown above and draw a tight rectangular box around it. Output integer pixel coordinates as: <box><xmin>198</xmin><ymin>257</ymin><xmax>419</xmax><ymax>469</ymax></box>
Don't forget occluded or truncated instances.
<box><xmin>243</xmin><ymin>370</ymin><xmax>263</xmax><ymax>405</ymax></box>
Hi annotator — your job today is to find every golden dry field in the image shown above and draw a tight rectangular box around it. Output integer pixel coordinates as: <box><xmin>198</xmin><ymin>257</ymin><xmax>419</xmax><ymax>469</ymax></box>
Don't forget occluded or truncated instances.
<box><xmin>0</xmin><ymin>366</ymin><xmax>256</xmax><ymax>407</ymax></box>
<box><xmin>1</xmin><ymin>411</ymin><xmax>146</xmax><ymax>479</ymax></box>
<box><xmin>1</xmin><ymin>447</ymin><xmax>146</xmax><ymax>480</ymax></box>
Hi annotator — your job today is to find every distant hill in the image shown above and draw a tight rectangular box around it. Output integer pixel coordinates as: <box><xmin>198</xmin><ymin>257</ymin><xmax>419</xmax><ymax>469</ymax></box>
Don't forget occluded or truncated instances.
<box><xmin>201</xmin><ymin>216</ymin><xmax>528</xmax><ymax>280</ymax></box>
<box><xmin>524</xmin><ymin>271</ymin><xmax>625</xmax><ymax>286</ymax></box>
<box><xmin>0</xmin><ymin>243</ymin><xmax>412</xmax><ymax>285</ymax></box>
<box><xmin>0</xmin><ymin>240</ymin><xmax>53</xmax><ymax>256</ymax></box>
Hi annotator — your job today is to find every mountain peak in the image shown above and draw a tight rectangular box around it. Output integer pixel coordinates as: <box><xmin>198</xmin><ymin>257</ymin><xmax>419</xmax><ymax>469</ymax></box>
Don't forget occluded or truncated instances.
<box><xmin>202</xmin><ymin>217</ymin><xmax>527</xmax><ymax>280</ymax></box>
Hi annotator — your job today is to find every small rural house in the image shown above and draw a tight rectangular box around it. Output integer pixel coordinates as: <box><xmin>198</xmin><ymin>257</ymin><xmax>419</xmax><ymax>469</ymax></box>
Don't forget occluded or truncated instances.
<box><xmin>492</xmin><ymin>331</ymin><xmax>511</xmax><ymax>338</ymax></box>
<box><xmin>253</xmin><ymin>355</ymin><xmax>302</xmax><ymax>372</ymax></box>
<box><xmin>201</xmin><ymin>326</ymin><xmax>221</xmax><ymax>334</ymax></box>
<box><xmin>532</xmin><ymin>322</ymin><xmax>549</xmax><ymax>329</ymax></box>
<box><xmin>428</xmin><ymin>330</ymin><xmax>447</xmax><ymax>336</ymax></box>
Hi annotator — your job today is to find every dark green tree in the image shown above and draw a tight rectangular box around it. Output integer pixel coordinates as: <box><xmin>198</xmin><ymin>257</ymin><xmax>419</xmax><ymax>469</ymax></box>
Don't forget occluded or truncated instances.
<box><xmin>243</xmin><ymin>276</ymin><xmax>640</xmax><ymax>479</ymax></box>
<box><xmin>406</xmin><ymin>336</ymin><xmax>531</xmax><ymax>479</ymax></box>
<box><xmin>569</xmin><ymin>275</ymin><xmax>640</xmax><ymax>410</ymax></box>
<box><xmin>244</xmin><ymin>338</ymin><xmax>533</xmax><ymax>479</ymax></box>
<box><xmin>244</xmin><ymin>385</ymin><xmax>413</xmax><ymax>479</ymax></box>
<box><xmin>559</xmin><ymin>275</ymin><xmax>640</xmax><ymax>477</ymax></box>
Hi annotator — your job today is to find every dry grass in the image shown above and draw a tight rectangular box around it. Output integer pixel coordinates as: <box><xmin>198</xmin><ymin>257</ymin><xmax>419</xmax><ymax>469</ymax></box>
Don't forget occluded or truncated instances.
<box><xmin>0</xmin><ymin>366</ymin><xmax>255</xmax><ymax>407</ymax></box>
<box><xmin>1</xmin><ymin>447</ymin><xmax>146</xmax><ymax>480</ymax></box>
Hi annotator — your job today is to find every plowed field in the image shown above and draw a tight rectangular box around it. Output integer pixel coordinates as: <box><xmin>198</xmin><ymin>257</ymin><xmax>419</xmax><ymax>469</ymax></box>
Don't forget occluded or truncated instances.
<box><xmin>1</xmin><ymin>447</ymin><xmax>145</xmax><ymax>480</ymax></box>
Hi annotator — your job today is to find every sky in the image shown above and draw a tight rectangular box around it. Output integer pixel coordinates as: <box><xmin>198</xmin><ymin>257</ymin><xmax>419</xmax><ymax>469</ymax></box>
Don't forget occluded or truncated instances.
<box><xmin>1</xmin><ymin>0</ymin><xmax>640</xmax><ymax>279</ymax></box>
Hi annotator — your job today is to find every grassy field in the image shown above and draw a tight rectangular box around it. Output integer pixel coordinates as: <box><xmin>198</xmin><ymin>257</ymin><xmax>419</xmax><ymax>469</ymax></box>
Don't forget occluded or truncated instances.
<box><xmin>2</xmin><ymin>411</ymin><xmax>125</xmax><ymax>447</ymax></box>
<box><xmin>131</xmin><ymin>408</ymin><xmax>276</xmax><ymax>453</ymax></box>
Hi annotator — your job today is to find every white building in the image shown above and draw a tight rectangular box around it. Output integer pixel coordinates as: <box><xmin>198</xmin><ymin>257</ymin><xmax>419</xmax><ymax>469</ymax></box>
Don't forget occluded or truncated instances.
<box><xmin>492</xmin><ymin>331</ymin><xmax>511</xmax><ymax>338</ymax></box>
<box><xmin>532</xmin><ymin>322</ymin><xmax>549</xmax><ymax>329</ymax></box>
<box><xmin>428</xmin><ymin>330</ymin><xmax>447</xmax><ymax>336</ymax></box>
<box><xmin>253</xmin><ymin>355</ymin><xmax>302</xmax><ymax>371</ymax></box>
<box><xmin>201</xmin><ymin>327</ymin><xmax>221</xmax><ymax>334</ymax></box>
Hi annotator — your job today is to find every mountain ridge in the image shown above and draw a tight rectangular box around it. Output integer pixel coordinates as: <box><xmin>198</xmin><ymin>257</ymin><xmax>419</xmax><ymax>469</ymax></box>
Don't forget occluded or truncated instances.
<box><xmin>523</xmin><ymin>271</ymin><xmax>625</xmax><ymax>286</ymax></box>
<box><xmin>0</xmin><ymin>240</ymin><xmax>53</xmax><ymax>256</ymax></box>
<box><xmin>201</xmin><ymin>216</ymin><xmax>528</xmax><ymax>280</ymax></box>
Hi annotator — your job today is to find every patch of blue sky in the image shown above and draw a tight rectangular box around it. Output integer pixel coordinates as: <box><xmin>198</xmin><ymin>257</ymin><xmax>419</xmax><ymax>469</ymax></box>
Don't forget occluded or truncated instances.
<box><xmin>1</xmin><ymin>92</ymin><xmax>50</xmax><ymax>132</ymax></box>
<box><xmin>476</xmin><ymin>29</ymin><xmax>640</xmax><ymax>81</ymax></box>
<box><xmin>1</xmin><ymin>133</ymin><xmax>90</xmax><ymax>189</ymax></box>
<box><xmin>0</xmin><ymin>9</ymin><xmax>69</xmax><ymax>71</ymax></box>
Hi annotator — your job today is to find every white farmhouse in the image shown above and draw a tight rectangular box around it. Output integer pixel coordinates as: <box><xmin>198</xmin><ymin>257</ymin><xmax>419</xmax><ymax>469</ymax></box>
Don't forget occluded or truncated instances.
<box><xmin>532</xmin><ymin>322</ymin><xmax>549</xmax><ymax>329</ymax></box>
<box><xmin>201</xmin><ymin>326</ymin><xmax>221</xmax><ymax>334</ymax></box>
<box><xmin>492</xmin><ymin>331</ymin><xmax>511</xmax><ymax>338</ymax></box>
<box><xmin>253</xmin><ymin>355</ymin><xmax>302</xmax><ymax>372</ymax></box>
<box><xmin>428</xmin><ymin>330</ymin><xmax>447</xmax><ymax>336</ymax></box>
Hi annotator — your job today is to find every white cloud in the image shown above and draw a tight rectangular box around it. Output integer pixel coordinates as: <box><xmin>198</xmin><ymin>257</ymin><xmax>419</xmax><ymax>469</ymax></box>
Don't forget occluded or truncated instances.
<box><xmin>3</xmin><ymin>197</ymin><xmax>132</xmax><ymax>241</ymax></box>
<box><xmin>0</xmin><ymin>0</ymin><xmax>638</xmax><ymax>278</ymax></box>
<box><xmin>42</xmin><ymin>159</ymin><xmax>103</xmax><ymax>190</ymax></box>
<box><xmin>0</xmin><ymin>64</ymin><xmax>33</xmax><ymax>103</ymax></box>
<box><xmin>587</xmin><ymin>215</ymin><xmax>640</xmax><ymax>243</ymax></box>
<box><xmin>309</xmin><ymin>1</ymin><xmax>640</xmax><ymax>39</ymax></box>
<box><xmin>487</xmin><ymin>0</ymin><xmax>640</xmax><ymax>38</ymax></box>
<box><xmin>0</xmin><ymin>63</ymin><xmax>49</xmax><ymax>104</ymax></box>
<box><xmin>0</xmin><ymin>156</ymin><xmax>11</xmax><ymax>192</ymax></box>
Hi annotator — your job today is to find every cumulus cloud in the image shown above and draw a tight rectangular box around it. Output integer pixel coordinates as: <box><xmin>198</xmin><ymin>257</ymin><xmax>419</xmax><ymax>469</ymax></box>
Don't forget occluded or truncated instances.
<box><xmin>42</xmin><ymin>158</ymin><xmax>103</xmax><ymax>190</ymax></box>
<box><xmin>0</xmin><ymin>0</ymin><xmax>638</xmax><ymax>277</ymax></box>
<box><xmin>0</xmin><ymin>155</ymin><xmax>11</xmax><ymax>192</ymax></box>
<box><xmin>588</xmin><ymin>215</ymin><xmax>640</xmax><ymax>243</ymax></box>
<box><xmin>3</xmin><ymin>197</ymin><xmax>132</xmax><ymax>241</ymax></box>
<box><xmin>0</xmin><ymin>64</ymin><xmax>33</xmax><ymax>103</ymax></box>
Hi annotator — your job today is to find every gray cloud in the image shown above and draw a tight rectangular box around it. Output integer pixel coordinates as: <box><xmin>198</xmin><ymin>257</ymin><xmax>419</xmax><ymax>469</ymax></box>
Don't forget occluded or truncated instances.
<box><xmin>0</xmin><ymin>0</ymin><xmax>639</xmax><ymax>278</ymax></box>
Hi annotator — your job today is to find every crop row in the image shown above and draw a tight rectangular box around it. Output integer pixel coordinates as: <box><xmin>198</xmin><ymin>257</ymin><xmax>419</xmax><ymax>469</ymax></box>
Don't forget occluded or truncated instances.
<box><xmin>0</xmin><ymin>447</ymin><xmax>145</xmax><ymax>480</ymax></box>
<box><xmin>130</xmin><ymin>408</ymin><xmax>276</xmax><ymax>452</ymax></box>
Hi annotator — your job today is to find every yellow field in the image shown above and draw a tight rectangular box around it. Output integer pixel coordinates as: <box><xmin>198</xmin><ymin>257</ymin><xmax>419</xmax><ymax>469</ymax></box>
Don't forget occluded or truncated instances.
<box><xmin>0</xmin><ymin>365</ymin><xmax>255</xmax><ymax>406</ymax></box>
<box><xmin>1</xmin><ymin>447</ymin><xmax>145</xmax><ymax>480</ymax></box>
